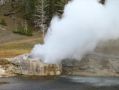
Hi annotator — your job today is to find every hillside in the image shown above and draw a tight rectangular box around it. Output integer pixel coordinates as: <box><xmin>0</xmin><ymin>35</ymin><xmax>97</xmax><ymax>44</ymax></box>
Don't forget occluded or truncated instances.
<box><xmin>0</xmin><ymin>29</ymin><xmax>43</xmax><ymax>58</ymax></box>
<box><xmin>0</xmin><ymin>0</ymin><xmax>119</xmax><ymax>59</ymax></box>
<box><xmin>0</xmin><ymin>1</ymin><xmax>45</xmax><ymax>58</ymax></box>
<box><xmin>0</xmin><ymin>15</ymin><xmax>43</xmax><ymax>58</ymax></box>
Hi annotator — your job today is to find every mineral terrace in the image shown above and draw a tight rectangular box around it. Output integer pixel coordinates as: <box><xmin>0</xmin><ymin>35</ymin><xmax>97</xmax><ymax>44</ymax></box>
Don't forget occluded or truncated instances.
<box><xmin>1</xmin><ymin>52</ymin><xmax>119</xmax><ymax>77</ymax></box>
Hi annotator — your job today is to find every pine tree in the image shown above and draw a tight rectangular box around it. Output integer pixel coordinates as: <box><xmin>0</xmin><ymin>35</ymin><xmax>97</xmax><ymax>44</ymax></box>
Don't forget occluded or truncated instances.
<box><xmin>55</xmin><ymin>0</ymin><xmax>69</xmax><ymax>15</ymax></box>
<box><xmin>21</xmin><ymin>0</ymin><xmax>36</xmax><ymax>20</ymax></box>
<box><xmin>34</xmin><ymin>0</ymin><xmax>49</xmax><ymax>38</ymax></box>
<box><xmin>34</xmin><ymin>0</ymin><xmax>69</xmax><ymax>38</ymax></box>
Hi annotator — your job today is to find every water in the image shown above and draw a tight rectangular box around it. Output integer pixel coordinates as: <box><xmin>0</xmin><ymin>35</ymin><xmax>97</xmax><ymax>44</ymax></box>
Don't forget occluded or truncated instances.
<box><xmin>0</xmin><ymin>76</ymin><xmax>119</xmax><ymax>90</ymax></box>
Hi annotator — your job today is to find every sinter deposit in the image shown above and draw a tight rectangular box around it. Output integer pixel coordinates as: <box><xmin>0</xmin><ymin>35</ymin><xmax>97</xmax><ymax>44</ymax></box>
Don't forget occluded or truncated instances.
<box><xmin>0</xmin><ymin>54</ymin><xmax>62</xmax><ymax>77</ymax></box>
<box><xmin>62</xmin><ymin>53</ymin><xmax>119</xmax><ymax>76</ymax></box>
<box><xmin>1</xmin><ymin>52</ymin><xmax>119</xmax><ymax>77</ymax></box>
<box><xmin>10</xmin><ymin>54</ymin><xmax>62</xmax><ymax>76</ymax></box>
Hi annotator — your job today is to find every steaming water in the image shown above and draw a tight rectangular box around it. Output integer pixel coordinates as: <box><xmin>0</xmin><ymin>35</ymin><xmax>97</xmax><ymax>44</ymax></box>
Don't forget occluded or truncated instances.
<box><xmin>31</xmin><ymin>0</ymin><xmax>119</xmax><ymax>64</ymax></box>
<box><xmin>62</xmin><ymin>76</ymin><xmax>119</xmax><ymax>86</ymax></box>
<box><xmin>1</xmin><ymin>77</ymin><xmax>119</xmax><ymax>90</ymax></box>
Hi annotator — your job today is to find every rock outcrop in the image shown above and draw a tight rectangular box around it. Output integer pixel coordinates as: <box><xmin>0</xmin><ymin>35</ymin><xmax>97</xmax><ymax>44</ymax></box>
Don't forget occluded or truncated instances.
<box><xmin>62</xmin><ymin>53</ymin><xmax>119</xmax><ymax>76</ymax></box>
<box><xmin>1</xmin><ymin>52</ymin><xmax>119</xmax><ymax>77</ymax></box>
<box><xmin>10</xmin><ymin>54</ymin><xmax>62</xmax><ymax>76</ymax></box>
<box><xmin>0</xmin><ymin>58</ymin><xmax>15</xmax><ymax>77</ymax></box>
<box><xmin>0</xmin><ymin>54</ymin><xmax>62</xmax><ymax>77</ymax></box>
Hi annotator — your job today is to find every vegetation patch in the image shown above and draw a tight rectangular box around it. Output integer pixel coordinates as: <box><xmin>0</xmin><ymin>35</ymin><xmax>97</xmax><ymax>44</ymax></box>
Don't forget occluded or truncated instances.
<box><xmin>0</xmin><ymin>59</ymin><xmax>10</xmax><ymax>65</ymax></box>
<box><xmin>13</xmin><ymin>24</ymin><xmax>33</xmax><ymax>36</ymax></box>
<box><xmin>0</xmin><ymin>82</ymin><xmax>9</xmax><ymax>85</ymax></box>
<box><xmin>0</xmin><ymin>18</ymin><xmax>7</xmax><ymax>26</ymax></box>
<box><xmin>0</xmin><ymin>49</ymin><xmax>30</xmax><ymax>58</ymax></box>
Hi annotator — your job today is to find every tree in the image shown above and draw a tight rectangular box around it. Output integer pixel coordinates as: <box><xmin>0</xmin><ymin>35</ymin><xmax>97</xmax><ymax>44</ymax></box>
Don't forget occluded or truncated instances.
<box><xmin>21</xmin><ymin>0</ymin><xmax>36</xmax><ymax>20</ymax></box>
<box><xmin>11</xmin><ymin>0</ymin><xmax>69</xmax><ymax>37</ymax></box>
<box><xmin>34</xmin><ymin>0</ymin><xmax>49</xmax><ymax>38</ymax></box>
<box><xmin>34</xmin><ymin>0</ymin><xmax>69</xmax><ymax>37</ymax></box>
<box><xmin>55</xmin><ymin>0</ymin><xmax>69</xmax><ymax>15</ymax></box>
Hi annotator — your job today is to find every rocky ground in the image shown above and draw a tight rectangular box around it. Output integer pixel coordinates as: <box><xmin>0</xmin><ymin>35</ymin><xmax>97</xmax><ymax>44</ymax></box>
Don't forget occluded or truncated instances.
<box><xmin>0</xmin><ymin>58</ymin><xmax>15</xmax><ymax>77</ymax></box>
<box><xmin>1</xmin><ymin>52</ymin><xmax>119</xmax><ymax>77</ymax></box>
<box><xmin>62</xmin><ymin>40</ymin><xmax>119</xmax><ymax>76</ymax></box>
<box><xmin>0</xmin><ymin>54</ymin><xmax>62</xmax><ymax>77</ymax></box>
<box><xmin>1</xmin><ymin>18</ymin><xmax>119</xmax><ymax>77</ymax></box>
<box><xmin>62</xmin><ymin>52</ymin><xmax>119</xmax><ymax>76</ymax></box>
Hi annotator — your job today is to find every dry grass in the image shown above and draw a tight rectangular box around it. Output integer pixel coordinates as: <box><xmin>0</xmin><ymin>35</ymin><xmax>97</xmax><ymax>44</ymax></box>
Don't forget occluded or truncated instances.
<box><xmin>0</xmin><ymin>11</ymin><xmax>44</xmax><ymax>58</ymax></box>
<box><xmin>0</xmin><ymin>37</ymin><xmax>43</xmax><ymax>58</ymax></box>
<box><xmin>0</xmin><ymin>30</ymin><xmax>43</xmax><ymax>58</ymax></box>
<box><xmin>0</xmin><ymin>49</ymin><xmax>30</xmax><ymax>58</ymax></box>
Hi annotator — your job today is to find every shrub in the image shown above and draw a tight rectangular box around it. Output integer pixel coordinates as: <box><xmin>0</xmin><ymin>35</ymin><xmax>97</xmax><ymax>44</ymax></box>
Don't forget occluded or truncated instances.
<box><xmin>13</xmin><ymin>24</ymin><xmax>33</xmax><ymax>36</ymax></box>
<box><xmin>0</xmin><ymin>19</ymin><xmax>7</xmax><ymax>26</ymax></box>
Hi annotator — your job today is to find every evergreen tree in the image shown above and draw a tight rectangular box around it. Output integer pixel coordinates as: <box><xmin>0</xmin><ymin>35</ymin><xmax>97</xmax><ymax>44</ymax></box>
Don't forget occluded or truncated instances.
<box><xmin>55</xmin><ymin>0</ymin><xmax>69</xmax><ymax>15</ymax></box>
<box><xmin>21</xmin><ymin>0</ymin><xmax>36</xmax><ymax>20</ymax></box>
<box><xmin>34</xmin><ymin>0</ymin><xmax>49</xmax><ymax>38</ymax></box>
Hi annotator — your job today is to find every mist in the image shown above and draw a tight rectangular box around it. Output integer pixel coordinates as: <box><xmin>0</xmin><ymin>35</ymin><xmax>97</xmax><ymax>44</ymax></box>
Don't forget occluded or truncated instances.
<box><xmin>30</xmin><ymin>0</ymin><xmax>119</xmax><ymax>64</ymax></box>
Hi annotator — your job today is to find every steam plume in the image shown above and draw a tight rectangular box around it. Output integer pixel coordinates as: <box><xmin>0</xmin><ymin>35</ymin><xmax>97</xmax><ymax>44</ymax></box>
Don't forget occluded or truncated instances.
<box><xmin>31</xmin><ymin>0</ymin><xmax>119</xmax><ymax>64</ymax></box>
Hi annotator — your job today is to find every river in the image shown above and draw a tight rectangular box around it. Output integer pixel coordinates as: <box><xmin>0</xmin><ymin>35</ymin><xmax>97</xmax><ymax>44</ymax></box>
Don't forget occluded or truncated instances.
<box><xmin>0</xmin><ymin>76</ymin><xmax>119</xmax><ymax>90</ymax></box>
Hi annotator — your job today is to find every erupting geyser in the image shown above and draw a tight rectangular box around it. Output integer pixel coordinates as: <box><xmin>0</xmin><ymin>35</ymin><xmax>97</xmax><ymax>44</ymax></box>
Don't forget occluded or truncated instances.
<box><xmin>31</xmin><ymin>0</ymin><xmax>119</xmax><ymax>64</ymax></box>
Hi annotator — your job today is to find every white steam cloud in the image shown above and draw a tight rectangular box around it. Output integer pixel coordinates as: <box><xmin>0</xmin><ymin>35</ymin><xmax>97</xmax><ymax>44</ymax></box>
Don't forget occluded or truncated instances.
<box><xmin>31</xmin><ymin>0</ymin><xmax>119</xmax><ymax>64</ymax></box>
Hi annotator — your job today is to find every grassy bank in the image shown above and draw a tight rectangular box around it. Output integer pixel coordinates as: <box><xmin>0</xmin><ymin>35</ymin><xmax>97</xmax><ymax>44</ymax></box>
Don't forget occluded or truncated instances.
<box><xmin>0</xmin><ymin>30</ymin><xmax>43</xmax><ymax>58</ymax></box>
